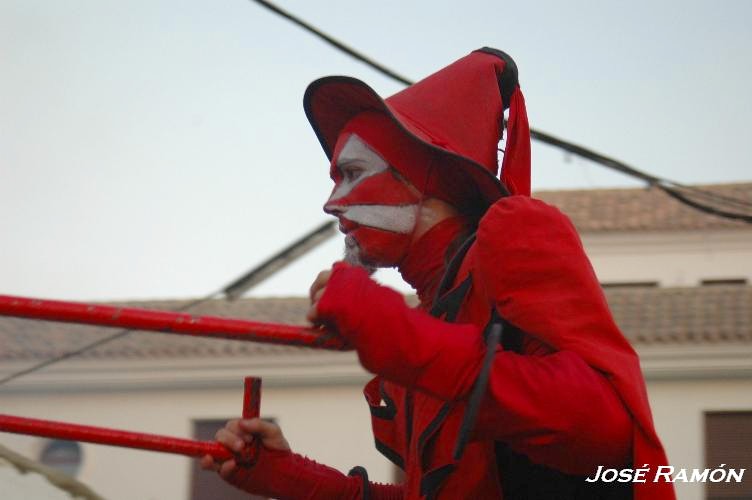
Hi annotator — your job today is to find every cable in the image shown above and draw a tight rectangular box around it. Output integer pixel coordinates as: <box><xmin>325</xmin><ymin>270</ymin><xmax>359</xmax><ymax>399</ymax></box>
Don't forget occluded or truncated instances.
<box><xmin>0</xmin><ymin>293</ymin><xmax>222</xmax><ymax>386</ymax></box>
<box><xmin>658</xmin><ymin>185</ymin><xmax>752</xmax><ymax>222</ymax></box>
<box><xmin>533</xmin><ymin>129</ymin><xmax>752</xmax><ymax>220</ymax></box>
<box><xmin>223</xmin><ymin>220</ymin><xmax>336</xmax><ymax>300</ymax></box>
<box><xmin>252</xmin><ymin>0</ymin><xmax>412</xmax><ymax>86</ymax></box>
<box><xmin>663</xmin><ymin>182</ymin><xmax>752</xmax><ymax>211</ymax></box>
<box><xmin>252</xmin><ymin>0</ymin><xmax>752</xmax><ymax>224</ymax></box>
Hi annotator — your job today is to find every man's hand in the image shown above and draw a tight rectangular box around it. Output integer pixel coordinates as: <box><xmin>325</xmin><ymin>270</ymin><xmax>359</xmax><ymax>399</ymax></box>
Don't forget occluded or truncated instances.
<box><xmin>199</xmin><ymin>418</ymin><xmax>290</xmax><ymax>478</ymax></box>
<box><xmin>307</xmin><ymin>269</ymin><xmax>332</xmax><ymax>324</ymax></box>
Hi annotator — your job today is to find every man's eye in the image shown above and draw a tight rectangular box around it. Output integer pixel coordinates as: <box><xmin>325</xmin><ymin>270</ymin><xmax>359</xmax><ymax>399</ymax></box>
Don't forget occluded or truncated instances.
<box><xmin>343</xmin><ymin>168</ymin><xmax>363</xmax><ymax>182</ymax></box>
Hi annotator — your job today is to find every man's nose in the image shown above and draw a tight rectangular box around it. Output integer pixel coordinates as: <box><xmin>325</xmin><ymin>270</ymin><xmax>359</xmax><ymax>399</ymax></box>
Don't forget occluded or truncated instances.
<box><xmin>323</xmin><ymin>187</ymin><xmax>344</xmax><ymax>216</ymax></box>
<box><xmin>323</xmin><ymin>201</ymin><xmax>344</xmax><ymax>216</ymax></box>
<box><xmin>324</xmin><ymin>182</ymin><xmax>345</xmax><ymax>217</ymax></box>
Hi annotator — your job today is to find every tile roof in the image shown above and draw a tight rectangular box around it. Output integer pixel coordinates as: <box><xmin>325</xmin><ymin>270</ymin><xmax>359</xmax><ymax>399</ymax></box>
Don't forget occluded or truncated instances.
<box><xmin>0</xmin><ymin>286</ymin><xmax>749</xmax><ymax>361</ymax></box>
<box><xmin>534</xmin><ymin>183</ymin><xmax>752</xmax><ymax>232</ymax></box>
<box><xmin>606</xmin><ymin>285</ymin><xmax>751</xmax><ymax>345</ymax></box>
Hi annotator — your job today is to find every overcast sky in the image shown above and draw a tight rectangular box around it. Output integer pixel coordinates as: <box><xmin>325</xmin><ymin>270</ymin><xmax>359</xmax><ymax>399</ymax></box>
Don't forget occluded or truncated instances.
<box><xmin>1</xmin><ymin>0</ymin><xmax>751</xmax><ymax>302</ymax></box>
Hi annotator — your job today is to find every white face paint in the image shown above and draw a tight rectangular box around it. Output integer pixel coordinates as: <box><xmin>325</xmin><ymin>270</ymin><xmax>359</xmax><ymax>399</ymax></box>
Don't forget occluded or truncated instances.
<box><xmin>339</xmin><ymin>205</ymin><xmax>418</xmax><ymax>234</ymax></box>
<box><xmin>327</xmin><ymin>134</ymin><xmax>388</xmax><ymax>203</ymax></box>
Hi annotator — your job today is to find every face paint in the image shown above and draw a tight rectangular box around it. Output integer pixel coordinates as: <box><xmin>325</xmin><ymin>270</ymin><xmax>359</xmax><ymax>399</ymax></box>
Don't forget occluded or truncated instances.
<box><xmin>324</xmin><ymin>134</ymin><xmax>421</xmax><ymax>268</ymax></box>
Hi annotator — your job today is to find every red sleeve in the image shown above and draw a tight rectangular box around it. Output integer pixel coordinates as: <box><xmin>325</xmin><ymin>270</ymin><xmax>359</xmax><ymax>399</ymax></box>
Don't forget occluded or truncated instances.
<box><xmin>316</xmin><ymin>264</ymin><xmax>631</xmax><ymax>474</ymax></box>
<box><xmin>223</xmin><ymin>445</ymin><xmax>403</xmax><ymax>499</ymax></box>
<box><xmin>474</xmin><ymin>349</ymin><xmax>632</xmax><ymax>474</ymax></box>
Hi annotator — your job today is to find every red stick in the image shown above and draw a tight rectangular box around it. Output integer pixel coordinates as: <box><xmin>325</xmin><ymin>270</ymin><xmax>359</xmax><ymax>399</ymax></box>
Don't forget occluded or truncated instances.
<box><xmin>0</xmin><ymin>294</ymin><xmax>347</xmax><ymax>350</ymax></box>
<box><xmin>239</xmin><ymin>377</ymin><xmax>262</xmax><ymax>466</ymax></box>
<box><xmin>243</xmin><ymin>377</ymin><xmax>262</xmax><ymax>420</ymax></box>
<box><xmin>0</xmin><ymin>414</ymin><xmax>233</xmax><ymax>460</ymax></box>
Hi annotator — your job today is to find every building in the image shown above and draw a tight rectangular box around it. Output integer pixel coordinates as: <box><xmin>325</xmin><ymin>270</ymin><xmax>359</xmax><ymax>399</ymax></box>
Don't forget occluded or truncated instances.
<box><xmin>1</xmin><ymin>183</ymin><xmax>750</xmax><ymax>500</ymax></box>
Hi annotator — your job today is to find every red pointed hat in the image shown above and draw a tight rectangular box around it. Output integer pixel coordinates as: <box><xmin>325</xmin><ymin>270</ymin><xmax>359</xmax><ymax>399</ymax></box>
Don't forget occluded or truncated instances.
<box><xmin>304</xmin><ymin>48</ymin><xmax>531</xmax><ymax>211</ymax></box>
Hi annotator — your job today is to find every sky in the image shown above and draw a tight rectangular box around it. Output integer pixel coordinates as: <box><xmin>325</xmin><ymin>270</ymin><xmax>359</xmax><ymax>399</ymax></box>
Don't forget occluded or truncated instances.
<box><xmin>1</xmin><ymin>0</ymin><xmax>751</xmax><ymax>302</ymax></box>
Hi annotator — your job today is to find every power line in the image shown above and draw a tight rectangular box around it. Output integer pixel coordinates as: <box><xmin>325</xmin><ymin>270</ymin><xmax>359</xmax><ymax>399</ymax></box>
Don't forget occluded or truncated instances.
<box><xmin>658</xmin><ymin>185</ymin><xmax>752</xmax><ymax>223</ymax></box>
<box><xmin>533</xmin><ymin>129</ymin><xmax>752</xmax><ymax>221</ymax></box>
<box><xmin>253</xmin><ymin>0</ymin><xmax>412</xmax><ymax>86</ymax></box>
<box><xmin>223</xmin><ymin>221</ymin><xmax>336</xmax><ymax>300</ymax></box>
<box><xmin>252</xmin><ymin>0</ymin><xmax>752</xmax><ymax>224</ymax></box>
<box><xmin>664</xmin><ymin>182</ymin><xmax>752</xmax><ymax>211</ymax></box>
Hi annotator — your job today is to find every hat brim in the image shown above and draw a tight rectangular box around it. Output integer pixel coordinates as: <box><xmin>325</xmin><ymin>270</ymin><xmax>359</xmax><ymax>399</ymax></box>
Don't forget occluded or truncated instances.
<box><xmin>303</xmin><ymin>76</ymin><xmax>508</xmax><ymax>212</ymax></box>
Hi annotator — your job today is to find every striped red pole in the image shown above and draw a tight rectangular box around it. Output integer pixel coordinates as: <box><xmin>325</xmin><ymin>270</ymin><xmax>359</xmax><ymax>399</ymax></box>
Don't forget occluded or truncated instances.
<box><xmin>0</xmin><ymin>294</ymin><xmax>347</xmax><ymax>350</ymax></box>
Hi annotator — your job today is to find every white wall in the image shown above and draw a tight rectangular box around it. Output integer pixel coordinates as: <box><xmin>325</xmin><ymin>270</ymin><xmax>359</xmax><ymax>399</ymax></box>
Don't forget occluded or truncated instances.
<box><xmin>647</xmin><ymin>377</ymin><xmax>752</xmax><ymax>500</ymax></box>
<box><xmin>582</xmin><ymin>229</ymin><xmax>752</xmax><ymax>286</ymax></box>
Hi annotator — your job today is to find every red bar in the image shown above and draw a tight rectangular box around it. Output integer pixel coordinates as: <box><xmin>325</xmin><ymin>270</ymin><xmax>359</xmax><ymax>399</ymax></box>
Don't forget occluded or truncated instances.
<box><xmin>0</xmin><ymin>414</ymin><xmax>233</xmax><ymax>460</ymax></box>
<box><xmin>0</xmin><ymin>294</ymin><xmax>347</xmax><ymax>350</ymax></box>
<box><xmin>239</xmin><ymin>377</ymin><xmax>262</xmax><ymax>466</ymax></box>
<box><xmin>243</xmin><ymin>377</ymin><xmax>262</xmax><ymax>420</ymax></box>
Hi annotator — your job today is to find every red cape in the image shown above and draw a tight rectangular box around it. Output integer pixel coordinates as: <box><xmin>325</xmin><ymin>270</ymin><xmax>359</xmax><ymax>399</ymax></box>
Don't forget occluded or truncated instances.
<box><xmin>475</xmin><ymin>196</ymin><xmax>675</xmax><ymax>499</ymax></box>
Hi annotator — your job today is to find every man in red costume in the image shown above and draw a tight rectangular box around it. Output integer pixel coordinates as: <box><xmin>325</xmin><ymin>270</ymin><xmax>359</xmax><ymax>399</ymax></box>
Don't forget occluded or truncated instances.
<box><xmin>202</xmin><ymin>48</ymin><xmax>675</xmax><ymax>499</ymax></box>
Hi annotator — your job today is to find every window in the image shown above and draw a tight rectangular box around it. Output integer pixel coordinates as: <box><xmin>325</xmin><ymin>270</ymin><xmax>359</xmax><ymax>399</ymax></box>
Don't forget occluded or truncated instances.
<box><xmin>39</xmin><ymin>440</ymin><xmax>82</xmax><ymax>477</ymax></box>
<box><xmin>700</xmin><ymin>279</ymin><xmax>748</xmax><ymax>286</ymax></box>
<box><xmin>601</xmin><ymin>281</ymin><xmax>659</xmax><ymax>289</ymax></box>
<box><xmin>190</xmin><ymin>419</ymin><xmax>272</xmax><ymax>500</ymax></box>
<box><xmin>705</xmin><ymin>411</ymin><xmax>752</xmax><ymax>500</ymax></box>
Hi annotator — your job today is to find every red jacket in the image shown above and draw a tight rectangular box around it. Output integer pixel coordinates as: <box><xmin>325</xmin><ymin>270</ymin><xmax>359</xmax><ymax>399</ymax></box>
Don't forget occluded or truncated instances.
<box><xmin>318</xmin><ymin>196</ymin><xmax>675</xmax><ymax>499</ymax></box>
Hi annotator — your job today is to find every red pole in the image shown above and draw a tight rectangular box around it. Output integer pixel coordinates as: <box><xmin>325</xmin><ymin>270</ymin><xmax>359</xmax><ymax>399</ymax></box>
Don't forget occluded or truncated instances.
<box><xmin>0</xmin><ymin>414</ymin><xmax>233</xmax><ymax>460</ymax></box>
<box><xmin>0</xmin><ymin>294</ymin><xmax>347</xmax><ymax>350</ymax></box>
<box><xmin>243</xmin><ymin>377</ymin><xmax>262</xmax><ymax>420</ymax></box>
<box><xmin>239</xmin><ymin>377</ymin><xmax>262</xmax><ymax>466</ymax></box>
<box><xmin>0</xmin><ymin>376</ymin><xmax>266</xmax><ymax>462</ymax></box>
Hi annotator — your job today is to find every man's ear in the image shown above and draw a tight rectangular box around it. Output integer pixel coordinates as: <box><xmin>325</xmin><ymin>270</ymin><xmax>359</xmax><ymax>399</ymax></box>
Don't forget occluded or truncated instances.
<box><xmin>413</xmin><ymin>198</ymin><xmax>461</xmax><ymax>241</ymax></box>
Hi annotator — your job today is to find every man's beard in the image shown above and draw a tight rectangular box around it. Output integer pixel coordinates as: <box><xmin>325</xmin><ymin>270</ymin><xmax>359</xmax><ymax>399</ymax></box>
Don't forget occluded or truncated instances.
<box><xmin>343</xmin><ymin>235</ymin><xmax>376</xmax><ymax>275</ymax></box>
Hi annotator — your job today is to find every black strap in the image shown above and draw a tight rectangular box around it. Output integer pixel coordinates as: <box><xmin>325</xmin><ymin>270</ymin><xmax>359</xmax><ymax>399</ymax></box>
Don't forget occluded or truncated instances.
<box><xmin>452</xmin><ymin>320</ymin><xmax>503</xmax><ymax>461</ymax></box>
<box><xmin>431</xmin><ymin>233</ymin><xmax>477</xmax><ymax>310</ymax></box>
<box><xmin>429</xmin><ymin>275</ymin><xmax>472</xmax><ymax>322</ymax></box>
<box><xmin>419</xmin><ymin>464</ymin><xmax>455</xmax><ymax>499</ymax></box>
<box><xmin>347</xmin><ymin>466</ymin><xmax>371</xmax><ymax>500</ymax></box>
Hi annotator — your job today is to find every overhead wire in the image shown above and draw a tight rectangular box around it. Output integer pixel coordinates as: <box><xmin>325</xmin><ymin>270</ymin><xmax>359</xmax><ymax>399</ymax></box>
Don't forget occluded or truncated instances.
<box><xmin>253</xmin><ymin>0</ymin><xmax>412</xmax><ymax>86</ymax></box>
<box><xmin>662</xmin><ymin>182</ymin><xmax>752</xmax><ymax>211</ymax></box>
<box><xmin>251</xmin><ymin>0</ymin><xmax>752</xmax><ymax>223</ymax></box>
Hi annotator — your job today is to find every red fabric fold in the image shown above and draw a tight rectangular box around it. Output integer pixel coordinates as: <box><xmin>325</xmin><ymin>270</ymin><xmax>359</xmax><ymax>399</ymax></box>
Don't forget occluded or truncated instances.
<box><xmin>500</xmin><ymin>88</ymin><xmax>531</xmax><ymax>196</ymax></box>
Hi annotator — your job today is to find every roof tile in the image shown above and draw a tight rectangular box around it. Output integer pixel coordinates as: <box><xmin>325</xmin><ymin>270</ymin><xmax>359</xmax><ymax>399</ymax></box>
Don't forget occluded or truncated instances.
<box><xmin>534</xmin><ymin>183</ymin><xmax>752</xmax><ymax>232</ymax></box>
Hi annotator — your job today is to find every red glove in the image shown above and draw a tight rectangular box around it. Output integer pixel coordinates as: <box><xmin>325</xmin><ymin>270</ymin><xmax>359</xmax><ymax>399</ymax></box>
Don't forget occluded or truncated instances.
<box><xmin>224</xmin><ymin>444</ymin><xmax>402</xmax><ymax>500</ymax></box>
